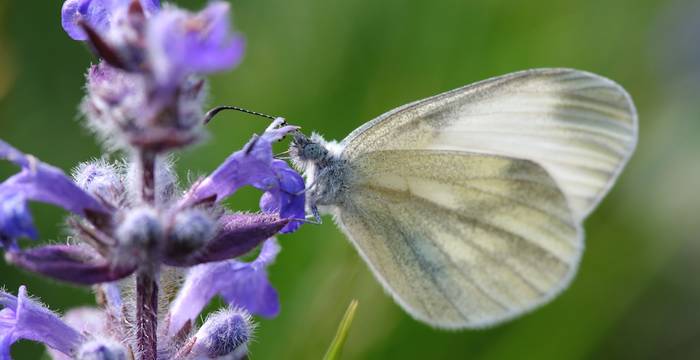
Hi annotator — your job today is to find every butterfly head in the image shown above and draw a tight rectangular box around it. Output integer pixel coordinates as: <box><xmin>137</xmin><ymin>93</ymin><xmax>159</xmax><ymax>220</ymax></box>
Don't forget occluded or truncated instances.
<box><xmin>291</xmin><ymin>132</ymin><xmax>327</xmax><ymax>161</ymax></box>
<box><xmin>289</xmin><ymin>131</ymin><xmax>341</xmax><ymax>171</ymax></box>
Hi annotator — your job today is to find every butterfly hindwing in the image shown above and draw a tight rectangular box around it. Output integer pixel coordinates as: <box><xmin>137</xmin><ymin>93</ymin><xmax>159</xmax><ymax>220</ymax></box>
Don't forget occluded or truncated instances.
<box><xmin>333</xmin><ymin>150</ymin><xmax>582</xmax><ymax>328</ymax></box>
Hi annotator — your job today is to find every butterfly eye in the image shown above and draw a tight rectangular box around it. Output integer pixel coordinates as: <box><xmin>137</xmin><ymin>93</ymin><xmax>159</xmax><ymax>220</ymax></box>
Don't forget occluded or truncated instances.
<box><xmin>302</xmin><ymin>143</ymin><xmax>324</xmax><ymax>160</ymax></box>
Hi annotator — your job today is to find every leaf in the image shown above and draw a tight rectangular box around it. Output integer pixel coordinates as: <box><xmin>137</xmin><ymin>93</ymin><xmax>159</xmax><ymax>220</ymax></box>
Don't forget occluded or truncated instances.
<box><xmin>323</xmin><ymin>299</ymin><xmax>359</xmax><ymax>360</ymax></box>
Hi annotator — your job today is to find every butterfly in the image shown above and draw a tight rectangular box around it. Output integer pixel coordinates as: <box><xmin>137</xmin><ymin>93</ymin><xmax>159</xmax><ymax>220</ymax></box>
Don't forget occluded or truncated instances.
<box><xmin>289</xmin><ymin>68</ymin><xmax>637</xmax><ymax>328</ymax></box>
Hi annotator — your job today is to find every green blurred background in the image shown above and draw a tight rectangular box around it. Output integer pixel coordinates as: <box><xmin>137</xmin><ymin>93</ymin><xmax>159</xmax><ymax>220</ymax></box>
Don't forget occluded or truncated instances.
<box><xmin>1</xmin><ymin>0</ymin><xmax>700</xmax><ymax>358</ymax></box>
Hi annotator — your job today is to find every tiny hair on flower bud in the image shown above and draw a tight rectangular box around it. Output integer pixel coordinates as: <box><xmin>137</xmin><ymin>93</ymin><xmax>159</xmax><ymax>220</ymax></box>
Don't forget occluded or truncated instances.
<box><xmin>191</xmin><ymin>308</ymin><xmax>253</xmax><ymax>359</ymax></box>
<box><xmin>114</xmin><ymin>206</ymin><xmax>163</xmax><ymax>266</ymax></box>
<box><xmin>73</xmin><ymin>160</ymin><xmax>125</xmax><ymax>206</ymax></box>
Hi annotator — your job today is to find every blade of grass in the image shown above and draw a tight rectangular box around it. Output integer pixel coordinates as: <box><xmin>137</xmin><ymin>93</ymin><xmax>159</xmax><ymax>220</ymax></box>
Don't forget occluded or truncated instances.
<box><xmin>323</xmin><ymin>299</ymin><xmax>359</xmax><ymax>360</ymax></box>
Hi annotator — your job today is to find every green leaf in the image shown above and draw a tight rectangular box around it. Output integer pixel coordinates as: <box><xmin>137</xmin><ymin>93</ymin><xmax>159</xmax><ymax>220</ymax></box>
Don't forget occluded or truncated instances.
<box><xmin>323</xmin><ymin>299</ymin><xmax>359</xmax><ymax>360</ymax></box>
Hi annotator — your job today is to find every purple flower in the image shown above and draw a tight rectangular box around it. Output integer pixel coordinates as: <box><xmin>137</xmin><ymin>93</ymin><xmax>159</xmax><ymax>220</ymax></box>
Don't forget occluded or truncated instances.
<box><xmin>168</xmin><ymin>238</ymin><xmax>281</xmax><ymax>336</ymax></box>
<box><xmin>181</xmin><ymin>118</ymin><xmax>305</xmax><ymax>231</ymax></box>
<box><xmin>0</xmin><ymin>193</ymin><xmax>36</xmax><ymax>250</ymax></box>
<box><xmin>0</xmin><ymin>140</ymin><xmax>109</xmax><ymax>216</ymax></box>
<box><xmin>61</xmin><ymin>0</ymin><xmax>161</xmax><ymax>41</ymax></box>
<box><xmin>1</xmin><ymin>132</ymin><xmax>303</xmax><ymax>284</ymax></box>
<box><xmin>63</xmin><ymin>1</ymin><xmax>247</xmax><ymax>154</ymax></box>
<box><xmin>147</xmin><ymin>2</ymin><xmax>245</xmax><ymax>86</ymax></box>
<box><xmin>100</xmin><ymin>283</ymin><xmax>124</xmax><ymax>323</ymax></box>
<box><xmin>260</xmin><ymin>160</ymin><xmax>306</xmax><ymax>233</ymax></box>
<box><xmin>63</xmin><ymin>0</ymin><xmax>243</xmax><ymax>89</ymax></box>
<box><xmin>164</xmin><ymin>213</ymin><xmax>290</xmax><ymax>267</ymax></box>
<box><xmin>0</xmin><ymin>286</ymin><xmax>84</xmax><ymax>358</ymax></box>
<box><xmin>6</xmin><ymin>245</ymin><xmax>136</xmax><ymax>285</ymax></box>
<box><xmin>0</xmin><ymin>140</ymin><xmax>110</xmax><ymax>246</ymax></box>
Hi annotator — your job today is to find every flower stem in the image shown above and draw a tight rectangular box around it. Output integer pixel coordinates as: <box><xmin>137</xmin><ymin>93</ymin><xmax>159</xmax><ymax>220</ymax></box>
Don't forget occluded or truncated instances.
<box><xmin>136</xmin><ymin>270</ymin><xmax>158</xmax><ymax>359</ymax></box>
<box><xmin>137</xmin><ymin>150</ymin><xmax>158</xmax><ymax>360</ymax></box>
<box><xmin>140</xmin><ymin>151</ymin><xmax>156</xmax><ymax>204</ymax></box>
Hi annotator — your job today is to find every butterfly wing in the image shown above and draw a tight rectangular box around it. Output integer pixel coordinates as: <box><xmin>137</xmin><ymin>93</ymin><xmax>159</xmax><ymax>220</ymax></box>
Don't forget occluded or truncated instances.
<box><xmin>334</xmin><ymin>150</ymin><xmax>581</xmax><ymax>328</ymax></box>
<box><xmin>341</xmin><ymin>68</ymin><xmax>637</xmax><ymax>220</ymax></box>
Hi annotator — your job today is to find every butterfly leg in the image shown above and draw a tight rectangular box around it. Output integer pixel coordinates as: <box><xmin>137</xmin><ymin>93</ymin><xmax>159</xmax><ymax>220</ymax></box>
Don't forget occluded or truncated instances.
<box><xmin>312</xmin><ymin>205</ymin><xmax>322</xmax><ymax>223</ymax></box>
<box><xmin>296</xmin><ymin>178</ymin><xmax>318</xmax><ymax>196</ymax></box>
<box><xmin>297</xmin><ymin>205</ymin><xmax>323</xmax><ymax>225</ymax></box>
<box><xmin>303</xmin><ymin>215</ymin><xmax>322</xmax><ymax>225</ymax></box>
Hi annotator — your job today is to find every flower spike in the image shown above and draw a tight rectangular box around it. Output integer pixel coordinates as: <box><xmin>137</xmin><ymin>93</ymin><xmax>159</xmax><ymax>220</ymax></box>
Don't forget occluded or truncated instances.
<box><xmin>0</xmin><ymin>1</ymin><xmax>309</xmax><ymax>357</ymax></box>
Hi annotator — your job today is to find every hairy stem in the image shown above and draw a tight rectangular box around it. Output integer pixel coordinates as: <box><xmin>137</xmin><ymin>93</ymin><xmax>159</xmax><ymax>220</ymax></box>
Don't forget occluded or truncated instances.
<box><xmin>136</xmin><ymin>150</ymin><xmax>158</xmax><ymax>360</ymax></box>
<box><xmin>140</xmin><ymin>151</ymin><xmax>156</xmax><ymax>204</ymax></box>
<box><xmin>136</xmin><ymin>271</ymin><xmax>158</xmax><ymax>359</ymax></box>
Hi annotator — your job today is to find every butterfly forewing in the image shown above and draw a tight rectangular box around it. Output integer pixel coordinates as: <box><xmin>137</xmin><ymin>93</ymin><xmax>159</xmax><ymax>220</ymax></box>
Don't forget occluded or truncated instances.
<box><xmin>340</xmin><ymin>68</ymin><xmax>637</xmax><ymax>220</ymax></box>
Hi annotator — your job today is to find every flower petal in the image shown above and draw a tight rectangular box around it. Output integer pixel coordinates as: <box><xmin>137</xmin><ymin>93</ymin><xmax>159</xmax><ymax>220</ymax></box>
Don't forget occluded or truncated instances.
<box><xmin>139</xmin><ymin>0</ymin><xmax>160</xmax><ymax>14</ymax></box>
<box><xmin>218</xmin><ymin>239</ymin><xmax>281</xmax><ymax>317</ymax></box>
<box><xmin>167</xmin><ymin>239</ymin><xmax>281</xmax><ymax>337</ymax></box>
<box><xmin>259</xmin><ymin>159</ymin><xmax>305</xmax><ymax>233</ymax></box>
<box><xmin>0</xmin><ymin>192</ymin><xmax>37</xmax><ymax>249</ymax></box>
<box><xmin>0</xmin><ymin>140</ymin><xmax>110</xmax><ymax>218</ymax></box>
<box><xmin>0</xmin><ymin>330</ymin><xmax>14</xmax><ymax>360</ymax></box>
<box><xmin>147</xmin><ymin>1</ymin><xmax>244</xmax><ymax>86</ymax></box>
<box><xmin>181</xmin><ymin>119</ymin><xmax>300</xmax><ymax>208</ymax></box>
<box><xmin>5</xmin><ymin>245</ymin><xmax>136</xmax><ymax>285</ymax></box>
<box><xmin>61</xmin><ymin>0</ymin><xmax>100</xmax><ymax>41</ymax></box>
<box><xmin>61</xmin><ymin>0</ymin><xmax>160</xmax><ymax>40</ymax></box>
<box><xmin>0</xmin><ymin>309</ymin><xmax>15</xmax><ymax>360</ymax></box>
<box><xmin>100</xmin><ymin>283</ymin><xmax>124</xmax><ymax>322</ymax></box>
<box><xmin>164</xmin><ymin>213</ymin><xmax>289</xmax><ymax>267</ymax></box>
<box><xmin>0</xmin><ymin>286</ymin><xmax>84</xmax><ymax>357</ymax></box>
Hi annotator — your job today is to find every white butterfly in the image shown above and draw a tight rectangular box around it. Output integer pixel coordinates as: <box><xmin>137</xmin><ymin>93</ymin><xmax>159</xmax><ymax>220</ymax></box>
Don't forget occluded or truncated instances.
<box><xmin>289</xmin><ymin>68</ymin><xmax>638</xmax><ymax>329</ymax></box>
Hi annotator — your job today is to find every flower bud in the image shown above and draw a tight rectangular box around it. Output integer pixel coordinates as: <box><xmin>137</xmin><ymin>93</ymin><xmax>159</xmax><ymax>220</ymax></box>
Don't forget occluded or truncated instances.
<box><xmin>191</xmin><ymin>308</ymin><xmax>252</xmax><ymax>359</ymax></box>
<box><xmin>115</xmin><ymin>207</ymin><xmax>162</xmax><ymax>265</ymax></box>
<box><xmin>73</xmin><ymin>160</ymin><xmax>124</xmax><ymax>204</ymax></box>
<box><xmin>76</xmin><ymin>339</ymin><xmax>129</xmax><ymax>360</ymax></box>
<box><xmin>165</xmin><ymin>209</ymin><xmax>215</xmax><ymax>261</ymax></box>
<box><xmin>82</xmin><ymin>63</ymin><xmax>148</xmax><ymax>149</ymax></box>
<box><xmin>82</xmin><ymin>63</ymin><xmax>205</xmax><ymax>153</ymax></box>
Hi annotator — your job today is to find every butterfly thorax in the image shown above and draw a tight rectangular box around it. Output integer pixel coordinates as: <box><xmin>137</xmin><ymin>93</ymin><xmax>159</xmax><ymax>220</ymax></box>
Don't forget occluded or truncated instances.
<box><xmin>290</xmin><ymin>132</ymin><xmax>350</xmax><ymax>211</ymax></box>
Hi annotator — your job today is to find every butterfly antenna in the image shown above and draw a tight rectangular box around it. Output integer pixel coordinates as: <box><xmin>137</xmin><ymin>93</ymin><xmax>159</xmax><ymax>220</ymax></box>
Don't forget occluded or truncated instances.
<box><xmin>204</xmin><ymin>105</ymin><xmax>278</xmax><ymax>124</ymax></box>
